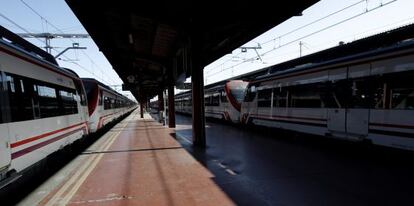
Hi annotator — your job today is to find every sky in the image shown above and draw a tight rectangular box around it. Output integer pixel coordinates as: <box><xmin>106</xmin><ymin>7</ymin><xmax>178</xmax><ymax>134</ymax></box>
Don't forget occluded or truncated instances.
<box><xmin>1</xmin><ymin>0</ymin><xmax>414</xmax><ymax>99</ymax></box>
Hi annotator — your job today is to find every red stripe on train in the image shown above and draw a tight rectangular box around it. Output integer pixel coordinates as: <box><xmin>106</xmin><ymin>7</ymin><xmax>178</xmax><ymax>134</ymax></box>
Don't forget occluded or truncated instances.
<box><xmin>10</xmin><ymin>122</ymin><xmax>87</xmax><ymax>148</ymax></box>
<box><xmin>250</xmin><ymin>114</ymin><xmax>327</xmax><ymax>122</ymax></box>
<box><xmin>11</xmin><ymin>127</ymin><xmax>86</xmax><ymax>159</ymax></box>
<box><xmin>370</xmin><ymin>122</ymin><xmax>414</xmax><ymax>129</ymax></box>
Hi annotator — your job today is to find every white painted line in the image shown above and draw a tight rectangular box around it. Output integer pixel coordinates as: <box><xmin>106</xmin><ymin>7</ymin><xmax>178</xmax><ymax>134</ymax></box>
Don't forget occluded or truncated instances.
<box><xmin>217</xmin><ymin>163</ymin><xmax>227</xmax><ymax>169</ymax></box>
<box><xmin>175</xmin><ymin>133</ymin><xmax>193</xmax><ymax>145</ymax></box>
<box><xmin>225</xmin><ymin>169</ymin><xmax>237</xmax><ymax>176</ymax></box>
<box><xmin>181</xmin><ymin>137</ymin><xmax>192</xmax><ymax>144</ymax></box>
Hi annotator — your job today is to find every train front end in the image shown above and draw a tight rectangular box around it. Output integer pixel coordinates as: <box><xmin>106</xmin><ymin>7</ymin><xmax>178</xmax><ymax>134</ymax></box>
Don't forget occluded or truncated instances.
<box><xmin>224</xmin><ymin>80</ymin><xmax>249</xmax><ymax>123</ymax></box>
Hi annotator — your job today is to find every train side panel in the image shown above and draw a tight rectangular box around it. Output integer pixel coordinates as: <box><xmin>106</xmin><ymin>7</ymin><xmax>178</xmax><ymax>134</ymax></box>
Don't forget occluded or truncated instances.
<box><xmin>0</xmin><ymin>43</ymin><xmax>88</xmax><ymax>174</ymax></box>
<box><xmin>241</xmin><ymin>51</ymin><xmax>414</xmax><ymax>151</ymax></box>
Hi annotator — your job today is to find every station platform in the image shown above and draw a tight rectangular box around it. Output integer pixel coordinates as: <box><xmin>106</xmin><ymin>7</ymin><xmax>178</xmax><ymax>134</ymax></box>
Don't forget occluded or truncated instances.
<box><xmin>20</xmin><ymin>111</ymin><xmax>234</xmax><ymax>206</ymax></box>
<box><xmin>16</xmin><ymin>111</ymin><xmax>414</xmax><ymax>205</ymax></box>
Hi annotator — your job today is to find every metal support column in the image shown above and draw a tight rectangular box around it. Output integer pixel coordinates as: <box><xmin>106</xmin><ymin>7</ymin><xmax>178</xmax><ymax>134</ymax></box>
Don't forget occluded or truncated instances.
<box><xmin>140</xmin><ymin>102</ymin><xmax>144</xmax><ymax>118</ymax></box>
<box><xmin>158</xmin><ymin>91</ymin><xmax>164</xmax><ymax>124</ymax></box>
<box><xmin>191</xmin><ymin>54</ymin><xmax>206</xmax><ymax>147</ymax></box>
<box><xmin>168</xmin><ymin>85</ymin><xmax>175</xmax><ymax>128</ymax></box>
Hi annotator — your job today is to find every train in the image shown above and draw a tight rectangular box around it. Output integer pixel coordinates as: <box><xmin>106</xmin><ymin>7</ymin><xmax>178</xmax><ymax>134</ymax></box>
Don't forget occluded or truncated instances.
<box><xmin>82</xmin><ymin>78</ymin><xmax>135</xmax><ymax>133</ymax></box>
<box><xmin>175</xmin><ymin>80</ymin><xmax>249</xmax><ymax>123</ymax></box>
<box><xmin>175</xmin><ymin>25</ymin><xmax>414</xmax><ymax>151</ymax></box>
<box><xmin>0</xmin><ymin>26</ymin><xmax>136</xmax><ymax>188</ymax></box>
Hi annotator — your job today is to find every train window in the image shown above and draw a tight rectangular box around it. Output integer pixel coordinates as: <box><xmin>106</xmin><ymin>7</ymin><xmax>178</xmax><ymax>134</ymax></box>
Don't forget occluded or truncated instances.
<box><xmin>371</xmin><ymin>77</ymin><xmax>386</xmax><ymax>109</ymax></box>
<box><xmin>37</xmin><ymin>85</ymin><xmax>59</xmax><ymax>118</ymax></box>
<box><xmin>73</xmin><ymin>80</ymin><xmax>87</xmax><ymax>106</ymax></box>
<box><xmin>20</xmin><ymin>80</ymin><xmax>24</xmax><ymax>93</ymax></box>
<box><xmin>59</xmin><ymin>89</ymin><xmax>78</xmax><ymax>115</ymax></box>
<box><xmin>6</xmin><ymin>74</ymin><xmax>35</xmax><ymax>122</ymax></box>
<box><xmin>257</xmin><ymin>89</ymin><xmax>271</xmax><ymax>107</ymax></box>
<box><xmin>104</xmin><ymin>96</ymin><xmax>111</xmax><ymax>110</ymax></box>
<box><xmin>99</xmin><ymin>90</ymin><xmax>103</xmax><ymax>105</ymax></box>
<box><xmin>20</xmin><ymin>79</ymin><xmax>35</xmax><ymax>120</ymax></box>
<box><xmin>7</xmin><ymin>75</ymin><xmax>15</xmax><ymax>93</ymax></box>
<box><xmin>388</xmin><ymin>71</ymin><xmax>414</xmax><ymax>109</ymax></box>
<box><xmin>6</xmin><ymin>75</ymin><xmax>19</xmax><ymax>121</ymax></box>
<box><xmin>38</xmin><ymin>85</ymin><xmax>56</xmax><ymax>98</ymax></box>
<box><xmin>204</xmin><ymin>96</ymin><xmax>211</xmax><ymax>106</ymax></box>
<box><xmin>83</xmin><ymin>80</ymin><xmax>98</xmax><ymax>107</ymax></box>
<box><xmin>320</xmin><ymin>82</ymin><xmax>338</xmax><ymax>108</ymax></box>
<box><xmin>326</xmin><ymin>79</ymin><xmax>350</xmax><ymax>108</ymax></box>
<box><xmin>391</xmin><ymin>89</ymin><xmax>414</xmax><ymax>109</ymax></box>
<box><xmin>220</xmin><ymin>90</ymin><xmax>227</xmax><ymax>103</ymax></box>
<box><xmin>110</xmin><ymin>98</ymin><xmax>115</xmax><ymax>108</ymax></box>
<box><xmin>3</xmin><ymin>72</ymin><xmax>85</xmax><ymax>122</ymax></box>
<box><xmin>231</xmin><ymin>90</ymin><xmax>243</xmax><ymax>103</ymax></box>
<box><xmin>273</xmin><ymin>87</ymin><xmax>288</xmax><ymax>108</ymax></box>
<box><xmin>348</xmin><ymin>78</ymin><xmax>371</xmax><ymax>108</ymax></box>
<box><xmin>212</xmin><ymin>95</ymin><xmax>220</xmax><ymax>106</ymax></box>
<box><xmin>244</xmin><ymin>86</ymin><xmax>256</xmax><ymax>102</ymax></box>
<box><xmin>290</xmin><ymin>84</ymin><xmax>323</xmax><ymax>108</ymax></box>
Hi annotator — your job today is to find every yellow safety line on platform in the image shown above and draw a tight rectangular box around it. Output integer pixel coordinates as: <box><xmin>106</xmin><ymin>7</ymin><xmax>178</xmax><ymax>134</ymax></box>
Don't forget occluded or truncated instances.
<box><xmin>45</xmin><ymin>112</ymin><xmax>135</xmax><ymax>206</ymax></box>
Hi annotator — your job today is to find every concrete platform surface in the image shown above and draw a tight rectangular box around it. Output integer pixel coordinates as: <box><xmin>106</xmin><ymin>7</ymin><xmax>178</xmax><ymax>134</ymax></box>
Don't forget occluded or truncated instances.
<box><xmin>21</xmin><ymin>111</ymin><xmax>234</xmax><ymax>206</ymax></box>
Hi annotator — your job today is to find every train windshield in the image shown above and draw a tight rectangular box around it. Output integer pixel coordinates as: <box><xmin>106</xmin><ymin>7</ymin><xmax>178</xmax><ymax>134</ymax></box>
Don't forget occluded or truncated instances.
<box><xmin>82</xmin><ymin>80</ymin><xmax>96</xmax><ymax>99</ymax></box>
<box><xmin>227</xmin><ymin>81</ymin><xmax>249</xmax><ymax>103</ymax></box>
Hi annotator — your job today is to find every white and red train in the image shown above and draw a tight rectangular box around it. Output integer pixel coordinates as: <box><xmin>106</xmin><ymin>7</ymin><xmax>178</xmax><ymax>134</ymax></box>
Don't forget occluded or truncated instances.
<box><xmin>176</xmin><ymin>26</ymin><xmax>414</xmax><ymax>151</ymax></box>
<box><xmin>82</xmin><ymin>78</ymin><xmax>135</xmax><ymax>133</ymax></box>
<box><xmin>175</xmin><ymin>80</ymin><xmax>248</xmax><ymax>123</ymax></box>
<box><xmin>0</xmin><ymin>26</ymin><xmax>135</xmax><ymax>188</ymax></box>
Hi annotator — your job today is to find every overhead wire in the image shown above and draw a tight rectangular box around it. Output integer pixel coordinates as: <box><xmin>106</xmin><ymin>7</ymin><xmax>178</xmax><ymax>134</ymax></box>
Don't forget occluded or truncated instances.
<box><xmin>260</xmin><ymin>0</ymin><xmax>397</xmax><ymax>57</ymax></box>
<box><xmin>60</xmin><ymin>59</ymin><xmax>113</xmax><ymax>85</ymax></box>
<box><xmin>0</xmin><ymin>11</ymin><xmax>114</xmax><ymax>86</ymax></box>
<box><xmin>206</xmin><ymin>0</ymin><xmax>397</xmax><ymax>79</ymax></box>
<box><xmin>206</xmin><ymin>0</ymin><xmax>367</xmax><ymax>77</ymax></box>
<box><xmin>0</xmin><ymin>13</ymin><xmax>46</xmax><ymax>45</ymax></box>
<box><xmin>261</xmin><ymin>0</ymin><xmax>367</xmax><ymax>46</ymax></box>
<box><xmin>19</xmin><ymin>0</ymin><xmax>120</xmax><ymax>85</ymax></box>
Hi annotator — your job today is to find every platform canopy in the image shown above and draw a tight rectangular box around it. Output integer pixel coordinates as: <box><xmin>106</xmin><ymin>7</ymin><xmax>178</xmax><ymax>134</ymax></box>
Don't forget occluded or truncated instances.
<box><xmin>65</xmin><ymin>0</ymin><xmax>319</xmax><ymax>100</ymax></box>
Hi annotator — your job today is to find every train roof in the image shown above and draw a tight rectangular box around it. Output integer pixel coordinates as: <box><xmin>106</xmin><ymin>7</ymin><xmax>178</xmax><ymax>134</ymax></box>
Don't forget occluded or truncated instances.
<box><xmin>254</xmin><ymin>23</ymin><xmax>414</xmax><ymax>82</ymax></box>
<box><xmin>0</xmin><ymin>25</ymin><xmax>58</xmax><ymax>65</ymax></box>
<box><xmin>175</xmin><ymin>90</ymin><xmax>191</xmax><ymax>98</ymax></box>
<box><xmin>81</xmin><ymin>78</ymin><xmax>132</xmax><ymax>101</ymax></box>
<box><xmin>177</xmin><ymin>24</ymin><xmax>414</xmax><ymax>95</ymax></box>
<box><xmin>0</xmin><ymin>26</ymin><xmax>80</xmax><ymax>80</ymax></box>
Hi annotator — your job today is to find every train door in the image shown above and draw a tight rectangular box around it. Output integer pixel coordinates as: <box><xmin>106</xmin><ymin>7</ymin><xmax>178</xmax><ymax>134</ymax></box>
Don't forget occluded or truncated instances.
<box><xmin>240</xmin><ymin>85</ymin><xmax>257</xmax><ymax>123</ymax></box>
<box><xmin>327</xmin><ymin>109</ymin><xmax>346</xmax><ymax>133</ymax></box>
<box><xmin>74</xmin><ymin>80</ymin><xmax>88</xmax><ymax>123</ymax></box>
<box><xmin>0</xmin><ymin>123</ymin><xmax>10</xmax><ymax>171</ymax></box>
<box><xmin>32</xmin><ymin>85</ymin><xmax>40</xmax><ymax>119</ymax></box>
<box><xmin>327</xmin><ymin>68</ymin><xmax>347</xmax><ymax>136</ymax></box>
<box><xmin>346</xmin><ymin>109</ymin><xmax>369</xmax><ymax>138</ymax></box>
<box><xmin>220</xmin><ymin>90</ymin><xmax>229</xmax><ymax>120</ymax></box>
<box><xmin>0</xmin><ymin>71</ymin><xmax>11</xmax><ymax>171</ymax></box>
<box><xmin>345</xmin><ymin>64</ymin><xmax>371</xmax><ymax>140</ymax></box>
<box><xmin>346</xmin><ymin>79</ymin><xmax>369</xmax><ymax>139</ymax></box>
